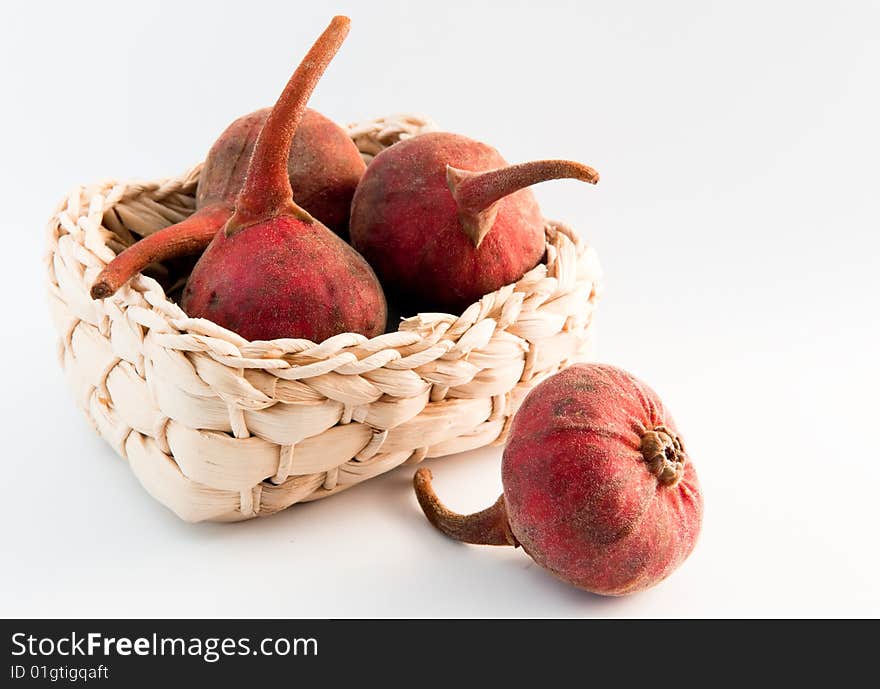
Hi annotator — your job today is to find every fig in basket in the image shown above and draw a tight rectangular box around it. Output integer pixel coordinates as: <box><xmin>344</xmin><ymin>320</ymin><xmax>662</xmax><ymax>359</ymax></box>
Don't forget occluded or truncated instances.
<box><xmin>349</xmin><ymin>132</ymin><xmax>599</xmax><ymax>314</ymax></box>
<box><xmin>179</xmin><ymin>16</ymin><xmax>387</xmax><ymax>342</ymax></box>
<box><xmin>414</xmin><ymin>364</ymin><xmax>703</xmax><ymax>596</ymax></box>
<box><xmin>90</xmin><ymin>46</ymin><xmax>365</xmax><ymax>300</ymax></box>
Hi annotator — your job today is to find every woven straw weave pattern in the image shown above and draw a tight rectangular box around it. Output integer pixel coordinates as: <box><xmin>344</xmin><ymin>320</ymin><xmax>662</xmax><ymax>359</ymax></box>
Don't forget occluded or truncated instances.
<box><xmin>45</xmin><ymin>114</ymin><xmax>603</xmax><ymax>522</ymax></box>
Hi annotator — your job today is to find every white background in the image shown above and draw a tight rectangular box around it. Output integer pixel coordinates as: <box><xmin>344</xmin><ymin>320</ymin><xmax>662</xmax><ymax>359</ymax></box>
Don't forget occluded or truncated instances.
<box><xmin>1</xmin><ymin>1</ymin><xmax>878</xmax><ymax>617</ymax></box>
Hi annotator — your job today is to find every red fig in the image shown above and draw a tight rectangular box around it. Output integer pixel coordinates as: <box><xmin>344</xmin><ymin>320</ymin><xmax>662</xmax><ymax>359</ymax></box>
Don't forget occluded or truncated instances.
<box><xmin>180</xmin><ymin>16</ymin><xmax>386</xmax><ymax>342</ymax></box>
<box><xmin>414</xmin><ymin>364</ymin><xmax>703</xmax><ymax>596</ymax></box>
<box><xmin>195</xmin><ymin>106</ymin><xmax>365</xmax><ymax>238</ymax></box>
<box><xmin>90</xmin><ymin>94</ymin><xmax>364</xmax><ymax>300</ymax></box>
<box><xmin>349</xmin><ymin>132</ymin><xmax>599</xmax><ymax>313</ymax></box>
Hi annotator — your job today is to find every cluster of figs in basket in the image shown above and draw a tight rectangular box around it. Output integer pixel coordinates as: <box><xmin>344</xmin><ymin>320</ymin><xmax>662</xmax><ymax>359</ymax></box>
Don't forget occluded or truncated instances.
<box><xmin>91</xmin><ymin>17</ymin><xmax>703</xmax><ymax>596</ymax></box>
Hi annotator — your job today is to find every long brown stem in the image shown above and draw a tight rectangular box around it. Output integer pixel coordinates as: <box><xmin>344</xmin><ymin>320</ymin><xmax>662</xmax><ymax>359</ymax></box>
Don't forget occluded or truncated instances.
<box><xmin>446</xmin><ymin>159</ymin><xmax>600</xmax><ymax>247</ymax></box>
<box><xmin>90</xmin><ymin>203</ymin><xmax>231</xmax><ymax>299</ymax></box>
<box><xmin>227</xmin><ymin>16</ymin><xmax>350</xmax><ymax>234</ymax></box>
<box><xmin>413</xmin><ymin>468</ymin><xmax>518</xmax><ymax>547</ymax></box>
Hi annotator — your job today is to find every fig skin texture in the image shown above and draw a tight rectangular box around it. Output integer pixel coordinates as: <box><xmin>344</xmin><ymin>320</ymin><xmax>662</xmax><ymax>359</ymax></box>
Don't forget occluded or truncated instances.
<box><xmin>349</xmin><ymin>132</ymin><xmax>598</xmax><ymax>314</ymax></box>
<box><xmin>414</xmin><ymin>363</ymin><xmax>703</xmax><ymax>596</ymax></box>
<box><xmin>181</xmin><ymin>214</ymin><xmax>386</xmax><ymax>342</ymax></box>
<box><xmin>285</xmin><ymin>108</ymin><xmax>366</xmax><ymax>238</ymax></box>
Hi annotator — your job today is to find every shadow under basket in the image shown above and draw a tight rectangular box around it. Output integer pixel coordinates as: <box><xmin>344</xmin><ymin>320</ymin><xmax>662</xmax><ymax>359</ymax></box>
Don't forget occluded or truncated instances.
<box><xmin>45</xmin><ymin>114</ymin><xmax>603</xmax><ymax>523</ymax></box>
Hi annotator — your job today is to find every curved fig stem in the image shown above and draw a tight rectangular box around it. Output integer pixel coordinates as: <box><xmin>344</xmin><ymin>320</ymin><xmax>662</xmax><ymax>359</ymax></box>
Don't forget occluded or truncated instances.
<box><xmin>413</xmin><ymin>468</ymin><xmax>518</xmax><ymax>547</ymax></box>
<box><xmin>90</xmin><ymin>203</ymin><xmax>231</xmax><ymax>299</ymax></box>
<box><xmin>446</xmin><ymin>159</ymin><xmax>600</xmax><ymax>247</ymax></box>
<box><xmin>228</xmin><ymin>15</ymin><xmax>350</xmax><ymax>234</ymax></box>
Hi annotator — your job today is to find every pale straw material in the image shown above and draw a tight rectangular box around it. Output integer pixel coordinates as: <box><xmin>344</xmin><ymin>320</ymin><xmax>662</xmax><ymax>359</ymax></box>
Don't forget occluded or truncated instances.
<box><xmin>45</xmin><ymin>114</ymin><xmax>603</xmax><ymax>522</ymax></box>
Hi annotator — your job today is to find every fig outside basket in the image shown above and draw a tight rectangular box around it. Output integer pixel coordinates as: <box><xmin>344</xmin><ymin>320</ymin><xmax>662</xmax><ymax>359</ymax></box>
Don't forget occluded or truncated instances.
<box><xmin>45</xmin><ymin>114</ymin><xmax>603</xmax><ymax>522</ymax></box>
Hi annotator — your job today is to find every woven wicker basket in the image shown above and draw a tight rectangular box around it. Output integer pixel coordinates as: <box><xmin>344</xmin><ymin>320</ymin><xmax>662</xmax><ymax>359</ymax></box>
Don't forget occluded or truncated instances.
<box><xmin>45</xmin><ymin>114</ymin><xmax>602</xmax><ymax>523</ymax></box>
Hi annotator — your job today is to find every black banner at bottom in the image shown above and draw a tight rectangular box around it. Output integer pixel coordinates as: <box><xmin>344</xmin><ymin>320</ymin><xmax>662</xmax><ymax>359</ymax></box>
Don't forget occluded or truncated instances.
<box><xmin>1</xmin><ymin>619</ymin><xmax>874</xmax><ymax>684</ymax></box>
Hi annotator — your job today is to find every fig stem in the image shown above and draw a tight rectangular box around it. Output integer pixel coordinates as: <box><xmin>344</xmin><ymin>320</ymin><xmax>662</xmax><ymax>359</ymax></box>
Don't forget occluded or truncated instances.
<box><xmin>228</xmin><ymin>15</ymin><xmax>351</xmax><ymax>234</ymax></box>
<box><xmin>641</xmin><ymin>426</ymin><xmax>687</xmax><ymax>487</ymax></box>
<box><xmin>90</xmin><ymin>203</ymin><xmax>231</xmax><ymax>299</ymax></box>
<box><xmin>413</xmin><ymin>468</ymin><xmax>518</xmax><ymax>547</ymax></box>
<box><xmin>446</xmin><ymin>160</ymin><xmax>600</xmax><ymax>247</ymax></box>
